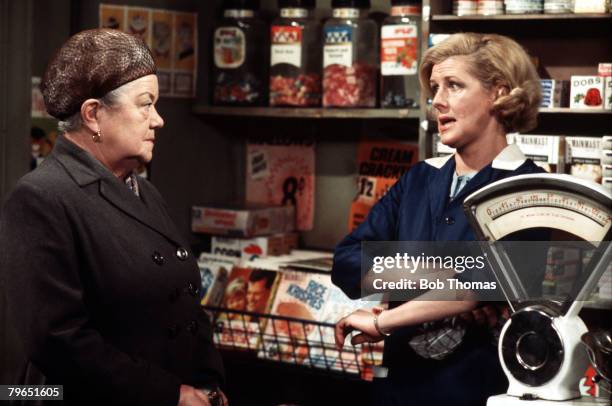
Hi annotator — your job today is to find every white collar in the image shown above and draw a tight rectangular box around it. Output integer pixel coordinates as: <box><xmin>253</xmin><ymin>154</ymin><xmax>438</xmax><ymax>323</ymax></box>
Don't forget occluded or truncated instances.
<box><xmin>491</xmin><ymin>143</ymin><xmax>526</xmax><ymax>170</ymax></box>
<box><xmin>425</xmin><ymin>143</ymin><xmax>526</xmax><ymax>171</ymax></box>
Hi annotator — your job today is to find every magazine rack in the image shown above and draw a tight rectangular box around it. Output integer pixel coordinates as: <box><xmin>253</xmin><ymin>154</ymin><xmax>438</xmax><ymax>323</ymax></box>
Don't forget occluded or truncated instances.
<box><xmin>204</xmin><ymin>306</ymin><xmax>382</xmax><ymax>381</ymax></box>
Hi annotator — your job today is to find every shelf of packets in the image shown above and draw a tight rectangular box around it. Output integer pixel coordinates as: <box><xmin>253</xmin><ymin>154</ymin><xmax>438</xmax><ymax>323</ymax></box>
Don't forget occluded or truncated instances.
<box><xmin>196</xmin><ymin>250</ymin><xmax>384</xmax><ymax>381</ymax></box>
<box><xmin>543</xmin><ymin>63</ymin><xmax>612</xmax><ymax>111</ymax></box>
<box><xmin>448</xmin><ymin>0</ymin><xmax>611</xmax><ymax>16</ymax></box>
<box><xmin>434</xmin><ymin>134</ymin><xmax>612</xmax><ymax>192</ymax></box>
<box><xmin>540</xmin><ymin>246</ymin><xmax>612</xmax><ymax>310</ymax></box>
<box><xmin>425</xmin><ymin>43</ymin><xmax>611</xmax><ymax>112</ymax></box>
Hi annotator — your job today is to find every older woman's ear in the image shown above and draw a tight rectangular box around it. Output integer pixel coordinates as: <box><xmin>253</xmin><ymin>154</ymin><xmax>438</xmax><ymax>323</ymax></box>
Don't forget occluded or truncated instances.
<box><xmin>80</xmin><ymin>98</ymin><xmax>102</xmax><ymax>134</ymax></box>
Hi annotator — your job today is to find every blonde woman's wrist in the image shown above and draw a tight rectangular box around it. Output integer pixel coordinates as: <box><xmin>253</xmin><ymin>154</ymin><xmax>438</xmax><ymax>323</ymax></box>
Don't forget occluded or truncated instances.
<box><xmin>373</xmin><ymin>310</ymin><xmax>392</xmax><ymax>336</ymax></box>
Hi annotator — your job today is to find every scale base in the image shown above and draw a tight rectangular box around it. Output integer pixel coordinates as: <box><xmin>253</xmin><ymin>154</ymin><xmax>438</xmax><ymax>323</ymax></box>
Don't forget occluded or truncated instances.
<box><xmin>487</xmin><ymin>395</ymin><xmax>610</xmax><ymax>406</ymax></box>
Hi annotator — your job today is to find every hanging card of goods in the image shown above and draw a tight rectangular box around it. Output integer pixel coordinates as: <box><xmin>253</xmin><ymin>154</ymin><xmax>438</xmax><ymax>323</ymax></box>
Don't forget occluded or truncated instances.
<box><xmin>172</xmin><ymin>12</ymin><xmax>197</xmax><ymax>97</ymax></box>
<box><xmin>348</xmin><ymin>137</ymin><xmax>418</xmax><ymax>232</ymax></box>
<box><xmin>246</xmin><ymin>137</ymin><xmax>315</xmax><ymax>231</ymax></box>
<box><xmin>99</xmin><ymin>4</ymin><xmax>198</xmax><ymax>97</ymax></box>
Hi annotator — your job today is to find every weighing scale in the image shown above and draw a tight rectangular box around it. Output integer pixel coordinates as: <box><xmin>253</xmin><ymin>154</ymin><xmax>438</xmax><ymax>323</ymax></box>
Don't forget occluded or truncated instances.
<box><xmin>463</xmin><ymin>174</ymin><xmax>611</xmax><ymax>406</ymax></box>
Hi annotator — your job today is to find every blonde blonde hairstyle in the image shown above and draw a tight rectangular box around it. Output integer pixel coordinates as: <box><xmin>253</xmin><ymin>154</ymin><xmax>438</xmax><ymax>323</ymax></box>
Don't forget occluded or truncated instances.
<box><xmin>419</xmin><ymin>33</ymin><xmax>541</xmax><ymax>133</ymax></box>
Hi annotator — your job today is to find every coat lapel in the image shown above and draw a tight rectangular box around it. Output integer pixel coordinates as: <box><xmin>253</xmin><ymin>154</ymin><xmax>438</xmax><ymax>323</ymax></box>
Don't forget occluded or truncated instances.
<box><xmin>98</xmin><ymin>177</ymin><xmax>181</xmax><ymax>246</ymax></box>
<box><xmin>52</xmin><ymin>135</ymin><xmax>182</xmax><ymax>246</ymax></box>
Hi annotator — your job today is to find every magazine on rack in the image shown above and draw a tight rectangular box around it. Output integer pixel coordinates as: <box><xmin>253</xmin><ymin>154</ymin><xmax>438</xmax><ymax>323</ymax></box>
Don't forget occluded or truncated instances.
<box><xmin>214</xmin><ymin>266</ymin><xmax>279</xmax><ymax>350</ymax></box>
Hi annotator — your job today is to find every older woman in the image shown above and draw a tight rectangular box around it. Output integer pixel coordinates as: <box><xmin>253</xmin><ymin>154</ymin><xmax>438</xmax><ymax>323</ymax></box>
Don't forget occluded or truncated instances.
<box><xmin>0</xmin><ymin>29</ymin><xmax>225</xmax><ymax>406</ymax></box>
<box><xmin>332</xmin><ymin>33</ymin><xmax>544</xmax><ymax>405</ymax></box>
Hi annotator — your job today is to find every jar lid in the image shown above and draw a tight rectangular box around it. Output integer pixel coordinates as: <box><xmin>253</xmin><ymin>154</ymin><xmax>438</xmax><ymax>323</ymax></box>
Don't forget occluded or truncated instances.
<box><xmin>331</xmin><ymin>0</ymin><xmax>370</xmax><ymax>8</ymax></box>
<box><xmin>223</xmin><ymin>0</ymin><xmax>259</xmax><ymax>10</ymax></box>
<box><xmin>391</xmin><ymin>0</ymin><xmax>422</xmax><ymax>5</ymax></box>
<box><xmin>279</xmin><ymin>0</ymin><xmax>316</xmax><ymax>8</ymax></box>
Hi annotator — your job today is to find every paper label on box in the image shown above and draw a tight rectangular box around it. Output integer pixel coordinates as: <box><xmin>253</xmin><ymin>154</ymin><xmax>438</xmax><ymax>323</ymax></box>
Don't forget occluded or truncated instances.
<box><xmin>248</xmin><ymin>150</ymin><xmax>270</xmax><ymax>181</ymax></box>
<box><xmin>570</xmin><ymin>76</ymin><xmax>604</xmax><ymax>109</ymax></box>
<box><xmin>381</xmin><ymin>24</ymin><xmax>418</xmax><ymax>76</ymax></box>
<box><xmin>324</xmin><ymin>26</ymin><xmax>352</xmax><ymax>68</ymax></box>
<box><xmin>271</xmin><ymin>26</ymin><xmax>302</xmax><ymax>68</ymax></box>
<box><xmin>212</xmin><ymin>237</ymin><xmax>242</xmax><ymax>258</ymax></box>
<box><xmin>566</xmin><ymin>137</ymin><xmax>602</xmax><ymax>162</ymax></box>
<box><xmin>513</xmin><ymin>135</ymin><xmax>559</xmax><ymax>172</ymax></box>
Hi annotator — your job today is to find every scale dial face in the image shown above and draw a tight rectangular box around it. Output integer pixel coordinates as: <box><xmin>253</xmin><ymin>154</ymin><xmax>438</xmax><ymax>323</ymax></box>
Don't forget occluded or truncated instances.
<box><xmin>473</xmin><ymin>189</ymin><xmax>612</xmax><ymax>242</ymax></box>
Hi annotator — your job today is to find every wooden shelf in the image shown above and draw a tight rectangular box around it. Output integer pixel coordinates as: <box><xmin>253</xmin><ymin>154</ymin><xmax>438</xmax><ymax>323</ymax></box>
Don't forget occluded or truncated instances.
<box><xmin>539</xmin><ymin>108</ymin><xmax>612</xmax><ymax>114</ymax></box>
<box><xmin>583</xmin><ymin>297</ymin><xmax>612</xmax><ymax>310</ymax></box>
<box><xmin>193</xmin><ymin>105</ymin><xmax>420</xmax><ymax>119</ymax></box>
<box><xmin>431</xmin><ymin>13</ymin><xmax>612</xmax><ymax>21</ymax></box>
<box><xmin>425</xmin><ymin>107</ymin><xmax>612</xmax><ymax>121</ymax></box>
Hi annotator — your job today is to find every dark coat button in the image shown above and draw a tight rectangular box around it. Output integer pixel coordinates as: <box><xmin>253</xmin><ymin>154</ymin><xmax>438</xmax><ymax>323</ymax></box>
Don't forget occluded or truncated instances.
<box><xmin>168</xmin><ymin>288</ymin><xmax>180</xmax><ymax>303</ymax></box>
<box><xmin>186</xmin><ymin>320</ymin><xmax>199</xmax><ymax>334</ymax></box>
<box><xmin>152</xmin><ymin>251</ymin><xmax>165</xmax><ymax>265</ymax></box>
<box><xmin>176</xmin><ymin>247</ymin><xmax>189</xmax><ymax>261</ymax></box>
<box><xmin>187</xmin><ymin>282</ymin><xmax>199</xmax><ymax>297</ymax></box>
<box><xmin>167</xmin><ymin>324</ymin><xmax>180</xmax><ymax>339</ymax></box>
<box><xmin>445</xmin><ymin>216</ymin><xmax>455</xmax><ymax>225</ymax></box>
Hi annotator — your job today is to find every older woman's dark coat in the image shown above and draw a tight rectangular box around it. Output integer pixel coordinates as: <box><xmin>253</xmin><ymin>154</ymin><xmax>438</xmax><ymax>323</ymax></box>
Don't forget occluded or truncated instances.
<box><xmin>0</xmin><ymin>135</ymin><xmax>224</xmax><ymax>405</ymax></box>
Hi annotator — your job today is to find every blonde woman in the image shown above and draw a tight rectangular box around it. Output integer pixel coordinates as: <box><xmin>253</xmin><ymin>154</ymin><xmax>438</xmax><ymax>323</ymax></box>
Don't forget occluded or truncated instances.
<box><xmin>333</xmin><ymin>33</ymin><xmax>545</xmax><ymax>406</ymax></box>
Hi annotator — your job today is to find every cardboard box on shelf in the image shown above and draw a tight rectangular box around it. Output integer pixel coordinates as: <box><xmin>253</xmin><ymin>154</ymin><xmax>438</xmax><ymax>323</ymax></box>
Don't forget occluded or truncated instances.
<box><xmin>540</xmin><ymin>79</ymin><xmax>569</xmax><ymax>108</ymax></box>
<box><xmin>512</xmin><ymin>134</ymin><xmax>561</xmax><ymax>173</ymax></box>
<box><xmin>564</xmin><ymin>136</ymin><xmax>603</xmax><ymax>184</ymax></box>
<box><xmin>570</xmin><ymin>76</ymin><xmax>605</xmax><ymax>110</ymax></box>
<box><xmin>191</xmin><ymin>205</ymin><xmax>295</xmax><ymax>238</ymax></box>
<box><xmin>211</xmin><ymin>234</ymin><xmax>288</xmax><ymax>260</ymax></box>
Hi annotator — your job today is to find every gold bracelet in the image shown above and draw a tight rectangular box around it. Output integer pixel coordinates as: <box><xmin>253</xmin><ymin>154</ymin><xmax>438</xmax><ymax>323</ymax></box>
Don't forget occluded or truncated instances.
<box><xmin>373</xmin><ymin>312</ymin><xmax>391</xmax><ymax>337</ymax></box>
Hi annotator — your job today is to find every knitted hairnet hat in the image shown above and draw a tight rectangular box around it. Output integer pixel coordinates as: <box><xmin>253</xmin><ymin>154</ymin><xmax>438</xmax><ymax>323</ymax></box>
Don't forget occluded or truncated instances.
<box><xmin>41</xmin><ymin>28</ymin><xmax>156</xmax><ymax>120</ymax></box>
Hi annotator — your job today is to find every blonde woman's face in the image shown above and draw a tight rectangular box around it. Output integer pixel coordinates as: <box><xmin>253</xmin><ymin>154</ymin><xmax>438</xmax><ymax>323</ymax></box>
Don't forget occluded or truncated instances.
<box><xmin>430</xmin><ymin>56</ymin><xmax>498</xmax><ymax>149</ymax></box>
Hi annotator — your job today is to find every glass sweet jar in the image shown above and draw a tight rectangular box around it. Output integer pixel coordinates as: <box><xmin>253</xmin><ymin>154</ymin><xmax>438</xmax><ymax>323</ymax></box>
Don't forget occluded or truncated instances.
<box><xmin>212</xmin><ymin>0</ymin><xmax>269</xmax><ymax>106</ymax></box>
<box><xmin>380</xmin><ymin>0</ymin><xmax>422</xmax><ymax>108</ymax></box>
<box><xmin>323</xmin><ymin>0</ymin><xmax>378</xmax><ymax>108</ymax></box>
<box><xmin>269</xmin><ymin>0</ymin><xmax>322</xmax><ymax>107</ymax></box>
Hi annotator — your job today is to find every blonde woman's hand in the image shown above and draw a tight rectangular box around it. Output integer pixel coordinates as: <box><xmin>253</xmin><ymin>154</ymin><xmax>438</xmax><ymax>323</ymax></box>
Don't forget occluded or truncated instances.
<box><xmin>178</xmin><ymin>385</ymin><xmax>210</xmax><ymax>406</ymax></box>
<box><xmin>335</xmin><ymin>307</ymin><xmax>385</xmax><ymax>348</ymax></box>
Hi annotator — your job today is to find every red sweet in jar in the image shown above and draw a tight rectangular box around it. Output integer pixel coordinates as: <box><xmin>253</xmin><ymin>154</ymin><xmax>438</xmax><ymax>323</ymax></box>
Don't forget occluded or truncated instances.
<box><xmin>323</xmin><ymin>63</ymin><xmax>376</xmax><ymax>107</ymax></box>
<box><xmin>584</xmin><ymin>88</ymin><xmax>602</xmax><ymax>106</ymax></box>
<box><xmin>270</xmin><ymin>73</ymin><xmax>321</xmax><ymax>106</ymax></box>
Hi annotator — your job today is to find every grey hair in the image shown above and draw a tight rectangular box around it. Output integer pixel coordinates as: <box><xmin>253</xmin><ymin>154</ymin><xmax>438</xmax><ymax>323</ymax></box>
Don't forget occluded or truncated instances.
<box><xmin>57</xmin><ymin>86</ymin><xmax>126</xmax><ymax>133</ymax></box>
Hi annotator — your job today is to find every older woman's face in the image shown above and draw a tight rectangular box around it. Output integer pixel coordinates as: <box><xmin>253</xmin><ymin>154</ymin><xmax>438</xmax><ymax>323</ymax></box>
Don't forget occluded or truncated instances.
<box><xmin>430</xmin><ymin>56</ymin><xmax>498</xmax><ymax>149</ymax></box>
<box><xmin>98</xmin><ymin>74</ymin><xmax>164</xmax><ymax>171</ymax></box>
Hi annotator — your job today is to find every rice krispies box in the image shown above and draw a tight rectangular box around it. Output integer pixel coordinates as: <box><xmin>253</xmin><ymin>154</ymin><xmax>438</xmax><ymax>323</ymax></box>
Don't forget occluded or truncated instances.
<box><xmin>192</xmin><ymin>205</ymin><xmax>295</xmax><ymax>238</ymax></box>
